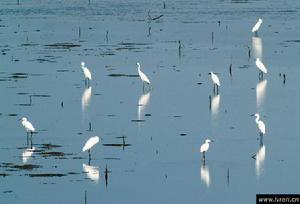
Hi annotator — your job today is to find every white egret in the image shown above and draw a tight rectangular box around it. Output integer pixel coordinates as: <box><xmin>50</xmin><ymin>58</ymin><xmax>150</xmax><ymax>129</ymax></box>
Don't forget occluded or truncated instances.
<box><xmin>252</xmin><ymin>18</ymin><xmax>263</xmax><ymax>34</ymax></box>
<box><xmin>83</xmin><ymin>163</ymin><xmax>99</xmax><ymax>182</ymax></box>
<box><xmin>137</xmin><ymin>62</ymin><xmax>151</xmax><ymax>91</ymax></box>
<box><xmin>252</xmin><ymin>113</ymin><xmax>266</xmax><ymax>136</ymax></box>
<box><xmin>20</xmin><ymin>117</ymin><xmax>35</xmax><ymax>135</ymax></box>
<box><xmin>209</xmin><ymin>72</ymin><xmax>220</xmax><ymax>94</ymax></box>
<box><xmin>82</xmin><ymin>136</ymin><xmax>100</xmax><ymax>162</ymax></box>
<box><xmin>81</xmin><ymin>62</ymin><xmax>92</xmax><ymax>86</ymax></box>
<box><xmin>255</xmin><ymin>58</ymin><xmax>267</xmax><ymax>80</ymax></box>
<box><xmin>200</xmin><ymin>139</ymin><xmax>214</xmax><ymax>160</ymax></box>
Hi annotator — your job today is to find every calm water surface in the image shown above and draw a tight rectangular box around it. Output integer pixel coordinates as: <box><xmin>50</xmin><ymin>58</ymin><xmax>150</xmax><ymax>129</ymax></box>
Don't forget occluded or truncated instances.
<box><xmin>1</xmin><ymin>0</ymin><xmax>300</xmax><ymax>203</ymax></box>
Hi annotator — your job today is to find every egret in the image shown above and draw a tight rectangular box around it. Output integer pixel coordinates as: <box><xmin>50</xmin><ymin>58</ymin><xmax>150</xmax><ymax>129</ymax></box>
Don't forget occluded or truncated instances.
<box><xmin>20</xmin><ymin>117</ymin><xmax>35</xmax><ymax>146</ymax></box>
<box><xmin>82</xmin><ymin>136</ymin><xmax>100</xmax><ymax>162</ymax></box>
<box><xmin>209</xmin><ymin>72</ymin><xmax>220</xmax><ymax>94</ymax></box>
<box><xmin>20</xmin><ymin>117</ymin><xmax>35</xmax><ymax>133</ymax></box>
<box><xmin>200</xmin><ymin>139</ymin><xmax>214</xmax><ymax>160</ymax></box>
<box><xmin>252</xmin><ymin>18</ymin><xmax>263</xmax><ymax>34</ymax></box>
<box><xmin>255</xmin><ymin>58</ymin><xmax>267</xmax><ymax>80</ymax></box>
<box><xmin>81</xmin><ymin>62</ymin><xmax>92</xmax><ymax>86</ymax></box>
<box><xmin>137</xmin><ymin>62</ymin><xmax>151</xmax><ymax>91</ymax></box>
<box><xmin>252</xmin><ymin>113</ymin><xmax>266</xmax><ymax>136</ymax></box>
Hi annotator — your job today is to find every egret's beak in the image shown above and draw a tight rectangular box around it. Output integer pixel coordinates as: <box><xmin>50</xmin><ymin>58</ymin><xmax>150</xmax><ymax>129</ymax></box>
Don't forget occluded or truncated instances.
<box><xmin>250</xmin><ymin>114</ymin><xmax>255</xmax><ymax>116</ymax></box>
<box><xmin>18</xmin><ymin>118</ymin><xmax>22</xmax><ymax>121</ymax></box>
<box><xmin>211</xmin><ymin>139</ymin><xmax>215</xmax><ymax>142</ymax></box>
<box><xmin>99</xmin><ymin>137</ymin><xmax>104</xmax><ymax>141</ymax></box>
<box><xmin>208</xmin><ymin>73</ymin><xmax>211</xmax><ymax>75</ymax></box>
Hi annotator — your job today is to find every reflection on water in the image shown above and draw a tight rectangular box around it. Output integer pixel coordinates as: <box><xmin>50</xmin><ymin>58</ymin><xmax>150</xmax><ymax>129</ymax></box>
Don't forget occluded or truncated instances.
<box><xmin>252</xmin><ymin>37</ymin><xmax>263</xmax><ymax>60</ymax></box>
<box><xmin>256</xmin><ymin>79</ymin><xmax>267</xmax><ymax>111</ymax></box>
<box><xmin>200</xmin><ymin>162</ymin><xmax>210</xmax><ymax>188</ymax></box>
<box><xmin>137</xmin><ymin>91</ymin><xmax>151</xmax><ymax>120</ymax></box>
<box><xmin>22</xmin><ymin>146</ymin><xmax>35</xmax><ymax>163</ymax></box>
<box><xmin>211</xmin><ymin>94</ymin><xmax>220</xmax><ymax>117</ymax></box>
<box><xmin>82</xmin><ymin>163</ymin><xmax>99</xmax><ymax>183</ymax></box>
<box><xmin>255</xmin><ymin>144</ymin><xmax>266</xmax><ymax>177</ymax></box>
<box><xmin>81</xmin><ymin>86</ymin><xmax>92</xmax><ymax>112</ymax></box>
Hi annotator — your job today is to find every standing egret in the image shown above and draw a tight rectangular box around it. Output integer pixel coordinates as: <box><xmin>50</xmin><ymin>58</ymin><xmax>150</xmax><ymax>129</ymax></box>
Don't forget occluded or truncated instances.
<box><xmin>81</xmin><ymin>62</ymin><xmax>92</xmax><ymax>86</ymax></box>
<box><xmin>82</xmin><ymin>136</ymin><xmax>100</xmax><ymax>163</ymax></box>
<box><xmin>252</xmin><ymin>113</ymin><xmax>266</xmax><ymax>136</ymax></box>
<box><xmin>209</xmin><ymin>72</ymin><xmax>220</xmax><ymax>94</ymax></box>
<box><xmin>200</xmin><ymin>139</ymin><xmax>214</xmax><ymax>160</ymax></box>
<box><xmin>20</xmin><ymin>117</ymin><xmax>35</xmax><ymax>145</ymax></box>
<box><xmin>137</xmin><ymin>62</ymin><xmax>151</xmax><ymax>91</ymax></box>
<box><xmin>252</xmin><ymin>18</ymin><xmax>263</xmax><ymax>34</ymax></box>
<box><xmin>255</xmin><ymin>58</ymin><xmax>267</xmax><ymax>80</ymax></box>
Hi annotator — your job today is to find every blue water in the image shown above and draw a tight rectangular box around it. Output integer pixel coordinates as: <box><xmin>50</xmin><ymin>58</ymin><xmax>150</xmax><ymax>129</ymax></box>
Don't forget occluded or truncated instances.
<box><xmin>1</xmin><ymin>0</ymin><xmax>300</xmax><ymax>203</ymax></box>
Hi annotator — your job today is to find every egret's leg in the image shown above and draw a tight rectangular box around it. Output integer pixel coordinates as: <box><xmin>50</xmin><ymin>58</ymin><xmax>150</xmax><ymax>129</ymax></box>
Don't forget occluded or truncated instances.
<box><xmin>203</xmin><ymin>151</ymin><xmax>206</xmax><ymax>160</ymax></box>
<box><xmin>88</xmin><ymin>150</ymin><xmax>91</xmax><ymax>164</ymax></box>
<box><xmin>143</xmin><ymin>83</ymin><xmax>145</xmax><ymax>93</ymax></box>
<box><xmin>209</xmin><ymin>95</ymin><xmax>212</xmax><ymax>110</ymax></box>
<box><xmin>259</xmin><ymin>135</ymin><xmax>263</xmax><ymax>146</ymax></box>
<box><xmin>213</xmin><ymin>85</ymin><xmax>215</xmax><ymax>95</ymax></box>
<box><xmin>217</xmin><ymin>85</ymin><xmax>219</xmax><ymax>94</ymax></box>
<box><xmin>30</xmin><ymin>132</ymin><xmax>33</xmax><ymax>148</ymax></box>
<box><xmin>26</xmin><ymin>132</ymin><xmax>29</xmax><ymax>147</ymax></box>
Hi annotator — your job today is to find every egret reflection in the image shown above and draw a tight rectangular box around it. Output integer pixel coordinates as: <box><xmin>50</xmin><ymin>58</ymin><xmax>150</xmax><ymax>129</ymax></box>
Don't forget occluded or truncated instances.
<box><xmin>83</xmin><ymin>163</ymin><xmax>99</xmax><ymax>182</ymax></box>
<box><xmin>138</xmin><ymin>91</ymin><xmax>151</xmax><ymax>120</ymax></box>
<box><xmin>200</xmin><ymin>162</ymin><xmax>210</xmax><ymax>188</ymax></box>
<box><xmin>252</xmin><ymin>37</ymin><xmax>262</xmax><ymax>60</ymax></box>
<box><xmin>211</xmin><ymin>94</ymin><xmax>220</xmax><ymax>116</ymax></box>
<box><xmin>256</xmin><ymin>79</ymin><xmax>267</xmax><ymax>111</ymax></box>
<box><xmin>255</xmin><ymin>144</ymin><xmax>266</xmax><ymax>177</ymax></box>
<box><xmin>81</xmin><ymin>86</ymin><xmax>92</xmax><ymax>112</ymax></box>
<box><xmin>22</xmin><ymin>147</ymin><xmax>35</xmax><ymax>163</ymax></box>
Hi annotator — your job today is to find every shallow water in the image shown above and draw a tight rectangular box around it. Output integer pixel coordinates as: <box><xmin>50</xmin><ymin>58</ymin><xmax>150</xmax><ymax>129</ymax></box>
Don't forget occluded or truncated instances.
<box><xmin>1</xmin><ymin>0</ymin><xmax>300</xmax><ymax>203</ymax></box>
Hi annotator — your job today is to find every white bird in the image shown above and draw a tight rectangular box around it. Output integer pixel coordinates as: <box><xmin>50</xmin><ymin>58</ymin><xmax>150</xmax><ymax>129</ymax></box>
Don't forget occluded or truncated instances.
<box><xmin>255</xmin><ymin>58</ymin><xmax>267</xmax><ymax>80</ymax></box>
<box><xmin>81</xmin><ymin>62</ymin><xmax>92</xmax><ymax>86</ymax></box>
<box><xmin>82</xmin><ymin>136</ymin><xmax>100</xmax><ymax>162</ymax></box>
<box><xmin>137</xmin><ymin>62</ymin><xmax>151</xmax><ymax>91</ymax></box>
<box><xmin>253</xmin><ymin>113</ymin><xmax>266</xmax><ymax>136</ymax></box>
<box><xmin>20</xmin><ymin>117</ymin><xmax>35</xmax><ymax>135</ymax></box>
<box><xmin>200</xmin><ymin>139</ymin><xmax>213</xmax><ymax>160</ymax></box>
<box><xmin>210</xmin><ymin>72</ymin><xmax>220</xmax><ymax>94</ymax></box>
<box><xmin>252</xmin><ymin>18</ymin><xmax>263</xmax><ymax>33</ymax></box>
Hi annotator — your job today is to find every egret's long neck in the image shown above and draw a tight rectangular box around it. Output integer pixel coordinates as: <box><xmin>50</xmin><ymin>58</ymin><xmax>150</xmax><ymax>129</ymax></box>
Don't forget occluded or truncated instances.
<box><xmin>255</xmin><ymin>115</ymin><xmax>260</xmax><ymax>123</ymax></box>
<box><xmin>137</xmin><ymin>64</ymin><xmax>140</xmax><ymax>69</ymax></box>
